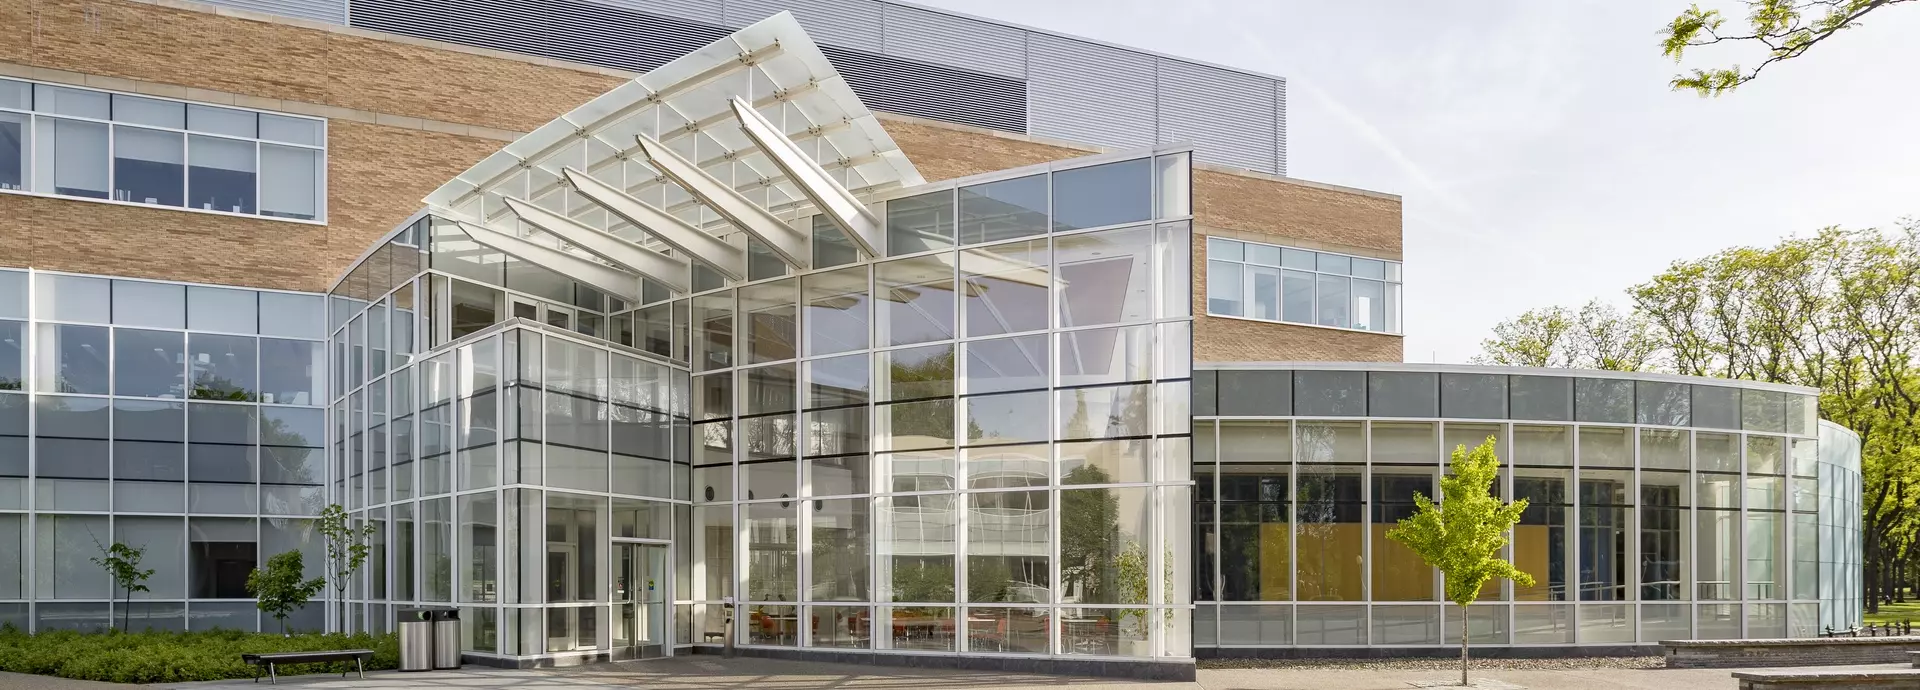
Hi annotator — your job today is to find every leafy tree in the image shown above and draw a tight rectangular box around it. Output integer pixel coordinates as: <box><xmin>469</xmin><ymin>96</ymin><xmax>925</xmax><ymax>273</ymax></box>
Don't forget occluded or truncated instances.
<box><xmin>1660</xmin><ymin>0</ymin><xmax>1912</xmax><ymax>95</ymax></box>
<box><xmin>1386</xmin><ymin>438</ymin><xmax>1533</xmax><ymax>687</ymax></box>
<box><xmin>317</xmin><ymin>504</ymin><xmax>379</xmax><ymax>625</ymax></box>
<box><xmin>248</xmin><ymin>550</ymin><xmax>326</xmax><ymax>635</ymax></box>
<box><xmin>1478</xmin><ymin>222</ymin><xmax>1920</xmax><ymax>613</ymax></box>
<box><xmin>90</xmin><ymin>541</ymin><xmax>154</xmax><ymax>633</ymax></box>
<box><xmin>1473</xmin><ymin>299</ymin><xmax>1656</xmax><ymax>370</ymax></box>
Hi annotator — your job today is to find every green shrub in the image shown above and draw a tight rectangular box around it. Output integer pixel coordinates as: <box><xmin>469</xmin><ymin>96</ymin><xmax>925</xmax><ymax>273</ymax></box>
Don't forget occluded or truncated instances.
<box><xmin>0</xmin><ymin>627</ymin><xmax>400</xmax><ymax>684</ymax></box>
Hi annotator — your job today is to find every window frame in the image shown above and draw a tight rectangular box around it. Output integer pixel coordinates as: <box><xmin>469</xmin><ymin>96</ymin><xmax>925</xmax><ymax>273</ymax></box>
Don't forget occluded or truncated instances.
<box><xmin>1203</xmin><ymin>237</ymin><xmax>1403</xmax><ymax>335</ymax></box>
<box><xmin>0</xmin><ymin>76</ymin><xmax>327</xmax><ymax>224</ymax></box>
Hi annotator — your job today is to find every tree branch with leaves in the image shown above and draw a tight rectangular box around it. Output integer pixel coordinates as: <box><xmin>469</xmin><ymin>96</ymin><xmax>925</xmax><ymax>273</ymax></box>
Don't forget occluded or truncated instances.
<box><xmin>1660</xmin><ymin>0</ymin><xmax>1913</xmax><ymax>95</ymax></box>
<box><xmin>90</xmin><ymin>540</ymin><xmax>154</xmax><ymax>633</ymax></box>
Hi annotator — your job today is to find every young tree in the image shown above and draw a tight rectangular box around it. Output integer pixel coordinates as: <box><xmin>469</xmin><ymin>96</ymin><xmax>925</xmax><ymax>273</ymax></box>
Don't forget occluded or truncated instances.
<box><xmin>316</xmin><ymin>504</ymin><xmax>379</xmax><ymax>626</ymax></box>
<box><xmin>1659</xmin><ymin>0</ymin><xmax>1914</xmax><ymax>96</ymax></box>
<box><xmin>90</xmin><ymin>541</ymin><xmax>154</xmax><ymax>633</ymax></box>
<box><xmin>248</xmin><ymin>550</ymin><xmax>326</xmax><ymax>635</ymax></box>
<box><xmin>1386</xmin><ymin>438</ymin><xmax>1534</xmax><ymax>687</ymax></box>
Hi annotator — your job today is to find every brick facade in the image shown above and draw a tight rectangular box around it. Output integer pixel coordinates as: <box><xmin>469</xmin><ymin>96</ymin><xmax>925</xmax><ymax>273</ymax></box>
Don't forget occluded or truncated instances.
<box><xmin>0</xmin><ymin>0</ymin><xmax>1403</xmax><ymax>362</ymax></box>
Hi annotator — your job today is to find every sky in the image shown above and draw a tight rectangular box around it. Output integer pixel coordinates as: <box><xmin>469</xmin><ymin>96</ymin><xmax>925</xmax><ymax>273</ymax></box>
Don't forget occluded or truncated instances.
<box><xmin>914</xmin><ymin>0</ymin><xmax>1920</xmax><ymax>364</ymax></box>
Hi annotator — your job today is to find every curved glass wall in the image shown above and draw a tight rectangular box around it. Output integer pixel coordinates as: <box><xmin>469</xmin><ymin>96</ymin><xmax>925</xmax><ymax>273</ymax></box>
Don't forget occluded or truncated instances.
<box><xmin>1192</xmin><ymin>364</ymin><xmax>1856</xmax><ymax>648</ymax></box>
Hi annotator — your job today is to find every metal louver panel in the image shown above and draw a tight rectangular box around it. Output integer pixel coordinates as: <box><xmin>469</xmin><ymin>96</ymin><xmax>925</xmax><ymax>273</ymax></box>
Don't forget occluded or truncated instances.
<box><xmin>1158</xmin><ymin>58</ymin><xmax>1279</xmax><ymax>174</ymax></box>
<box><xmin>349</xmin><ymin>0</ymin><xmax>727</xmax><ymax>74</ymax></box>
<box><xmin>1275</xmin><ymin>78</ymin><xmax>1289</xmax><ymax>177</ymax></box>
<box><xmin>821</xmin><ymin>46</ymin><xmax>1025</xmax><ymax>134</ymax></box>
<box><xmin>586</xmin><ymin>0</ymin><xmax>721</xmax><ymax>23</ymax></box>
<box><xmin>880</xmin><ymin>4</ymin><xmax>1025</xmax><ymax>79</ymax></box>
<box><xmin>724</xmin><ymin>0</ymin><xmax>882</xmax><ymax>52</ymax></box>
<box><xmin>200</xmin><ymin>0</ymin><xmax>345</xmax><ymax>24</ymax></box>
<box><xmin>1027</xmin><ymin>34</ymin><xmax>1156</xmax><ymax>149</ymax></box>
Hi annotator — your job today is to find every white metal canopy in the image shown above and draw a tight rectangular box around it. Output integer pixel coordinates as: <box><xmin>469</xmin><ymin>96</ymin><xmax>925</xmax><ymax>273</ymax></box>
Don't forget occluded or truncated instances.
<box><xmin>421</xmin><ymin>11</ymin><xmax>923</xmax><ymax>289</ymax></box>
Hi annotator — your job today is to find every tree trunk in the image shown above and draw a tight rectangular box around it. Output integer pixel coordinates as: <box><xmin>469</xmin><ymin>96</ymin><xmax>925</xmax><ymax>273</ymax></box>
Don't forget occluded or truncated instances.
<box><xmin>1461</xmin><ymin>605</ymin><xmax>1470</xmax><ymax>687</ymax></box>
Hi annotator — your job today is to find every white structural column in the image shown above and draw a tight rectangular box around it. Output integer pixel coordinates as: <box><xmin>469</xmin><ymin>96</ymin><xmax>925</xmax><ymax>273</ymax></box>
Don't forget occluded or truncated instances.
<box><xmin>501</xmin><ymin>197</ymin><xmax>692</xmax><ymax>293</ymax></box>
<box><xmin>561</xmin><ymin>168</ymin><xmax>749</xmax><ymax>280</ymax></box>
<box><xmin>632</xmin><ymin>134</ymin><xmax>812</xmax><ymax>268</ymax></box>
<box><xmin>728</xmin><ymin>97</ymin><xmax>885</xmax><ymax>256</ymax></box>
<box><xmin>454</xmin><ymin>221</ymin><xmax>641</xmax><ymax>303</ymax></box>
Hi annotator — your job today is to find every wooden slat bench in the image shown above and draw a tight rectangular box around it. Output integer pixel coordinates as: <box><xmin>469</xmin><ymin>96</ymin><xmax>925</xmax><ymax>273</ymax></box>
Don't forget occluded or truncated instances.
<box><xmin>240</xmin><ymin>649</ymin><xmax>374</xmax><ymax>684</ymax></box>
<box><xmin>1732</xmin><ymin>668</ymin><xmax>1920</xmax><ymax>689</ymax></box>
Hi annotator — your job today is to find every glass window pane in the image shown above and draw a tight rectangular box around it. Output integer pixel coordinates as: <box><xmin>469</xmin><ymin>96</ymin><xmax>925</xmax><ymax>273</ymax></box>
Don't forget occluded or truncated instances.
<box><xmin>188</xmin><ymin>135</ymin><xmax>255</xmax><ymax>214</ymax></box>
<box><xmin>962</xmin><ymin>239</ymin><xmax>1049</xmax><ymax>337</ymax></box>
<box><xmin>959</xmin><ymin>174</ymin><xmax>1047</xmax><ymax>244</ymax></box>
<box><xmin>1314</xmin><ymin>274</ymin><xmax>1348</xmax><ymax>328</ymax></box>
<box><xmin>1207</xmin><ymin>238</ymin><xmax>1243</xmax><ymax>262</ymax></box>
<box><xmin>0</xmin><ymin>272</ymin><xmax>21</xmax><ymax>321</ymax></box>
<box><xmin>260</xmin><ymin>144</ymin><xmax>321</xmax><ymax>220</ymax></box>
<box><xmin>886</xmin><ymin>190</ymin><xmax>955</xmax><ymax>256</ymax></box>
<box><xmin>875</xmin><ymin>256</ymin><xmax>955</xmax><ymax>347</ymax></box>
<box><xmin>188</xmin><ymin>517</ymin><xmax>258</xmax><ymax>599</ymax></box>
<box><xmin>188</xmin><ymin>286</ymin><xmax>258</xmax><ymax>333</ymax></box>
<box><xmin>113</xmin><ymin>126</ymin><xmax>185</xmax><ymax>207</ymax></box>
<box><xmin>878</xmin><ymin>400</ymin><xmax>953</xmax><ymax>452</ymax></box>
<box><xmin>966</xmin><ymin>490</ymin><xmax>1049</xmax><ymax>603</ymax></box>
<box><xmin>1295</xmin><ymin>422</ymin><xmax>1363</xmax><ymax>602</ymax></box>
<box><xmin>259</xmin><ymin>338</ymin><xmax>321</xmax><ymax>405</ymax></box>
<box><xmin>1441</xmin><ymin>373</ymin><xmax>1507</xmax><ymax>419</ymax></box>
<box><xmin>258</xmin><ymin>114</ymin><xmax>322</xmax><ymax>146</ymax></box>
<box><xmin>741</xmin><ymin>280</ymin><xmax>797</xmax><ymax>365</ymax></box>
<box><xmin>1351</xmin><ymin>258</ymin><xmax>1385</xmax><ymax>280</ymax></box>
<box><xmin>259</xmin><ymin>292</ymin><xmax>324</xmax><ymax>339</ymax></box>
<box><xmin>36</xmin><ymin>323</ymin><xmax>109</xmax><ymax>394</ymax></box>
<box><xmin>1051</xmin><ymin>158</ymin><xmax>1150</xmax><ymax>232</ymax></box>
<box><xmin>113</xmin><ymin>94</ymin><xmax>185</xmax><ymax>128</ymax></box>
<box><xmin>1205</xmin><ymin>261</ymin><xmax>1241</xmax><ymax>316</ymax></box>
<box><xmin>1372</xmin><ymin>466</ymin><xmax>1434</xmax><ymax>601</ymax></box>
<box><xmin>1368</xmin><ymin>371</ymin><xmax>1437</xmax><ymax>418</ymax></box>
<box><xmin>1575</xmin><ymin>378</ymin><xmax>1633</xmax><ymax>423</ymax></box>
<box><xmin>1746</xmin><ymin>513</ymin><xmax>1783</xmax><ymax>599</ymax></box>
<box><xmin>189</xmin><ymin>333</ymin><xmax>257</xmax><ymax>401</ymax></box>
<box><xmin>1351</xmin><ymin>278</ymin><xmax>1385</xmax><ymax>332</ymax></box>
<box><xmin>1292</xmin><ymin>370</ymin><xmax>1366</xmax><ymax>417</ymax></box>
<box><xmin>965</xmin><ymin>335</ymin><xmax>1047</xmax><ymax>395</ymax></box>
<box><xmin>1241</xmin><ymin>265</ymin><xmax>1278</xmax><ymax>320</ymax></box>
<box><xmin>746</xmin><ymin>502</ymin><xmax>799</xmax><ymax>601</ymax></box>
<box><xmin>36</xmin><ymin>84</ymin><xmax>108</xmax><ymax>117</ymax></box>
<box><xmin>964</xmin><ymin>391</ymin><xmax>1048</xmax><ymax>446</ymax></box>
<box><xmin>114</xmin><ymin>328</ymin><xmax>185</xmax><ymax>398</ymax></box>
<box><xmin>1510</xmin><ymin>375</ymin><xmax>1573</xmax><ymax>421</ymax></box>
<box><xmin>113</xmin><ymin>279</ymin><xmax>185</xmax><ymax>329</ymax></box>
<box><xmin>36</xmin><ymin>273</ymin><xmax>110</xmax><ymax>323</ymax></box>
<box><xmin>878</xmin><ymin>494</ymin><xmax>955</xmax><ymax>604</ymax></box>
<box><xmin>34</xmin><ymin>118</ymin><xmax>109</xmax><ymax>199</ymax></box>
<box><xmin>1636</xmin><ymin>381</ymin><xmax>1691</xmax><ymax>426</ymax></box>
<box><xmin>1281</xmin><ymin>269</ymin><xmax>1313</xmax><ymax>324</ymax></box>
<box><xmin>1578</xmin><ymin>426</ymin><xmax>1632</xmax><ymax>468</ymax></box>
<box><xmin>1245</xmin><ymin>243</ymin><xmax>1280</xmax><ymax>266</ymax></box>
<box><xmin>1642</xmin><ymin>429</ymin><xmax>1690</xmax><ymax>471</ymax></box>
<box><xmin>1578</xmin><ymin>470</ymin><xmax>1631</xmax><ymax>601</ymax></box>
<box><xmin>38</xmin><ymin>515</ymin><xmax>113</xmax><ymax>599</ymax></box>
<box><xmin>1316</xmin><ymin>253</ymin><xmax>1351</xmax><ymax>275</ymax></box>
<box><xmin>1693</xmin><ymin>385</ymin><xmax>1741</xmax><ymax>430</ymax></box>
<box><xmin>187</xmin><ymin>104</ymin><xmax>255</xmax><ymax>137</ymax></box>
<box><xmin>1216</xmin><ymin>369</ymin><xmax>1289</xmax><ymax>416</ymax></box>
<box><xmin>1279</xmin><ymin>248</ymin><xmax>1314</xmax><ymax>270</ymax></box>
<box><xmin>878</xmin><ymin>343</ymin><xmax>954</xmax><ymax>402</ymax></box>
<box><xmin>1056</xmin><ymin>225</ymin><xmax>1152</xmax><ymax>328</ymax></box>
<box><xmin>810</xmin><ymin>498</ymin><xmax>870</xmax><ymax>601</ymax></box>
<box><xmin>803</xmin><ymin>266</ymin><xmax>869</xmax><ymax>356</ymax></box>
<box><xmin>1055</xmin><ymin>383</ymin><xmax>1150</xmax><ymax>441</ymax></box>
<box><xmin>1513</xmin><ymin>468</ymin><xmax>1570</xmax><ymax>601</ymax></box>
<box><xmin>806</xmin><ymin>353</ymin><xmax>868</xmax><ymax>409</ymax></box>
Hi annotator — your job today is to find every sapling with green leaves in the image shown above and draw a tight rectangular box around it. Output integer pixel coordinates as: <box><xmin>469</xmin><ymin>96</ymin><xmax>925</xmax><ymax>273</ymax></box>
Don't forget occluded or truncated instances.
<box><xmin>90</xmin><ymin>541</ymin><xmax>155</xmax><ymax>633</ymax></box>
<box><xmin>247</xmin><ymin>550</ymin><xmax>325</xmax><ymax>635</ymax></box>
<box><xmin>317</xmin><ymin>504</ymin><xmax>379</xmax><ymax>626</ymax></box>
<box><xmin>1386</xmin><ymin>437</ymin><xmax>1534</xmax><ymax>687</ymax></box>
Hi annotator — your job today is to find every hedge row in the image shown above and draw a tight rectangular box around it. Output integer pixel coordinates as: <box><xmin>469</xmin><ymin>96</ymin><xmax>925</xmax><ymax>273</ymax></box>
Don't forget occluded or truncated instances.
<box><xmin>0</xmin><ymin>627</ymin><xmax>400</xmax><ymax>684</ymax></box>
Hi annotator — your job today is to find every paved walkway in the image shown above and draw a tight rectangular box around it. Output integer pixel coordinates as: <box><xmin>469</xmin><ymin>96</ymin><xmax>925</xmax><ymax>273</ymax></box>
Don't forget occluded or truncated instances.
<box><xmin>122</xmin><ymin>656</ymin><xmax>1915</xmax><ymax>690</ymax></box>
<box><xmin>0</xmin><ymin>656</ymin><xmax>1877</xmax><ymax>690</ymax></box>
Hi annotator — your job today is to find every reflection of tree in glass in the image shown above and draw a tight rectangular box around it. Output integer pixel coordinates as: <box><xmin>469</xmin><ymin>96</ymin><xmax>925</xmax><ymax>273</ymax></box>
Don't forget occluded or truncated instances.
<box><xmin>891</xmin><ymin>556</ymin><xmax>954</xmax><ymax>606</ymax></box>
<box><xmin>191</xmin><ymin>374</ymin><xmax>256</xmax><ymax>402</ymax></box>
<box><xmin>888</xmin><ymin>347</ymin><xmax>965</xmax><ymax>441</ymax></box>
<box><xmin>1060</xmin><ymin>465</ymin><xmax>1119</xmax><ymax>602</ymax></box>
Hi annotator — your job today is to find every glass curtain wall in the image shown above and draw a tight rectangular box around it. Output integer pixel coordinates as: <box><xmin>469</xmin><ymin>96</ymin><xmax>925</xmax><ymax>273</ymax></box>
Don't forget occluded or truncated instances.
<box><xmin>1192</xmin><ymin>367</ymin><xmax>1839</xmax><ymax>648</ymax></box>
<box><xmin>333</xmin><ymin>150</ymin><xmax>1194</xmax><ymax>661</ymax></box>
<box><xmin>0</xmin><ymin>267</ymin><xmax>326</xmax><ymax>632</ymax></box>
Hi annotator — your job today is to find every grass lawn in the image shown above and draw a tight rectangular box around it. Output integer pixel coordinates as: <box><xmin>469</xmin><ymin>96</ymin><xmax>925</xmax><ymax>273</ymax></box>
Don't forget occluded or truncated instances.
<box><xmin>1862</xmin><ymin>600</ymin><xmax>1920</xmax><ymax>626</ymax></box>
<box><xmin>0</xmin><ymin>627</ymin><xmax>399</xmax><ymax>684</ymax></box>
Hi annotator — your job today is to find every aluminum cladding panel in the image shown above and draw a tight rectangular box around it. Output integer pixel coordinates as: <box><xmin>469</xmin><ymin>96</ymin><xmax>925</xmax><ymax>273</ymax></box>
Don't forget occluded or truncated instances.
<box><xmin>1158</xmin><ymin>59</ymin><xmax>1281</xmax><ymax>175</ymax></box>
<box><xmin>880</xmin><ymin>4</ymin><xmax>1027</xmax><ymax>80</ymax></box>
<box><xmin>724</xmin><ymin>0</ymin><xmax>883</xmax><ymax>51</ymax></box>
<box><xmin>587</xmin><ymin>0</ymin><xmax>722</xmax><ymax>23</ymax></box>
<box><xmin>201</xmin><ymin>0</ymin><xmax>346</xmax><ymax>23</ymax></box>
<box><xmin>1027</xmin><ymin>33</ymin><xmax>1156</xmax><ymax>149</ymax></box>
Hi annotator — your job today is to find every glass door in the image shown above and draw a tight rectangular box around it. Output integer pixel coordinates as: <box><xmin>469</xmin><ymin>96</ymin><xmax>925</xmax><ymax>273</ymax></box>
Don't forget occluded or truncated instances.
<box><xmin>614</xmin><ymin>542</ymin><xmax>670</xmax><ymax>659</ymax></box>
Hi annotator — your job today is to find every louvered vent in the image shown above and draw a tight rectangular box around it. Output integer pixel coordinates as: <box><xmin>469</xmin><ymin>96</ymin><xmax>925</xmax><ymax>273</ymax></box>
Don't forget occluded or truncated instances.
<box><xmin>347</xmin><ymin>0</ymin><xmax>1026</xmax><ymax>134</ymax></box>
<box><xmin>197</xmin><ymin>0</ymin><xmax>347</xmax><ymax>24</ymax></box>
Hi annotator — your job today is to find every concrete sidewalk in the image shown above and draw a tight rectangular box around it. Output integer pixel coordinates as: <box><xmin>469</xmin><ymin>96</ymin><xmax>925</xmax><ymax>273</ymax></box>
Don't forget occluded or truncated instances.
<box><xmin>130</xmin><ymin>656</ymin><xmax>1905</xmax><ymax>690</ymax></box>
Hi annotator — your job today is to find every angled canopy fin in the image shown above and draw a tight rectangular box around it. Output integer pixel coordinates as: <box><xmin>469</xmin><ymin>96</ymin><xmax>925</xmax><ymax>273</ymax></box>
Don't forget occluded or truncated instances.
<box><xmin>633</xmin><ymin>134</ymin><xmax>811</xmax><ymax>268</ymax></box>
<box><xmin>561</xmin><ymin>168</ymin><xmax>748</xmax><ymax>281</ymax></box>
<box><xmin>729</xmin><ymin>97</ymin><xmax>883</xmax><ymax>256</ymax></box>
<box><xmin>454</xmin><ymin>221</ymin><xmax>640</xmax><ymax>303</ymax></box>
<box><xmin>501</xmin><ymin>197</ymin><xmax>691</xmax><ymax>293</ymax></box>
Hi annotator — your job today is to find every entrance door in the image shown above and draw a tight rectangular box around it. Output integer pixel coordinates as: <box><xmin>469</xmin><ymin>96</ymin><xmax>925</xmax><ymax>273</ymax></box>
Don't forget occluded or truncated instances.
<box><xmin>546</xmin><ymin>544</ymin><xmax>578</xmax><ymax>651</ymax></box>
<box><xmin>614</xmin><ymin>542</ymin><xmax>670</xmax><ymax>659</ymax></box>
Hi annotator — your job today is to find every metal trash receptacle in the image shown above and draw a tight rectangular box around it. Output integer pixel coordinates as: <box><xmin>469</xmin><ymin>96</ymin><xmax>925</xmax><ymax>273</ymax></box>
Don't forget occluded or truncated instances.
<box><xmin>397</xmin><ymin>608</ymin><xmax>433</xmax><ymax>672</ymax></box>
<box><xmin>430</xmin><ymin>608</ymin><xmax>462</xmax><ymax>670</ymax></box>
